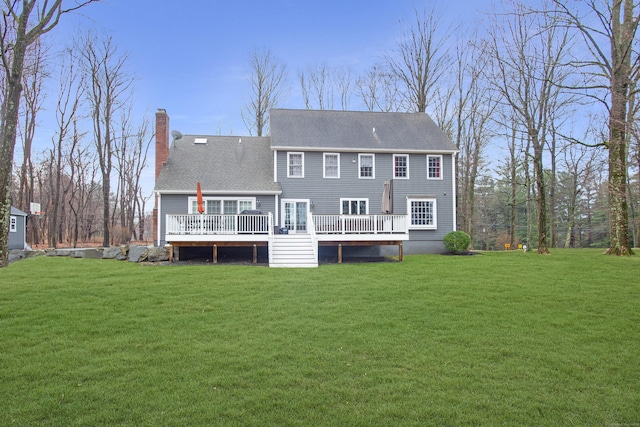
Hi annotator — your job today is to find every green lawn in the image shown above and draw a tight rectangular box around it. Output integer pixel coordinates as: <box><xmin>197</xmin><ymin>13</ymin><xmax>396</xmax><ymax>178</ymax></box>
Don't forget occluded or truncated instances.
<box><xmin>1</xmin><ymin>250</ymin><xmax>639</xmax><ymax>426</ymax></box>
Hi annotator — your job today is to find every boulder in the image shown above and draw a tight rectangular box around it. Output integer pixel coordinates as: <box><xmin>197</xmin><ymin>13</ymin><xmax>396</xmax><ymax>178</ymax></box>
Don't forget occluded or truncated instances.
<box><xmin>82</xmin><ymin>248</ymin><xmax>103</xmax><ymax>259</ymax></box>
<box><xmin>144</xmin><ymin>247</ymin><xmax>170</xmax><ymax>262</ymax></box>
<box><xmin>8</xmin><ymin>249</ymin><xmax>25</xmax><ymax>264</ymax></box>
<box><xmin>128</xmin><ymin>245</ymin><xmax>149</xmax><ymax>262</ymax></box>
<box><xmin>24</xmin><ymin>250</ymin><xmax>45</xmax><ymax>259</ymax></box>
<box><xmin>46</xmin><ymin>248</ymin><xmax>72</xmax><ymax>257</ymax></box>
<box><xmin>70</xmin><ymin>250</ymin><xmax>84</xmax><ymax>258</ymax></box>
<box><xmin>102</xmin><ymin>246</ymin><xmax>124</xmax><ymax>259</ymax></box>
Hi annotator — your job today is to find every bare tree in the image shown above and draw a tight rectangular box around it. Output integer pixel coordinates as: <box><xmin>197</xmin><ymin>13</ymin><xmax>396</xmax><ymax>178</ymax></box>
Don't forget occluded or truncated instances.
<box><xmin>67</xmin><ymin>123</ymin><xmax>95</xmax><ymax>247</ymax></box>
<box><xmin>335</xmin><ymin>66</ymin><xmax>353</xmax><ymax>110</ymax></box>
<box><xmin>299</xmin><ymin>63</ymin><xmax>332</xmax><ymax>110</ymax></box>
<box><xmin>559</xmin><ymin>142</ymin><xmax>601</xmax><ymax>247</ymax></box>
<box><xmin>385</xmin><ymin>7</ymin><xmax>452</xmax><ymax>113</ymax></box>
<box><xmin>551</xmin><ymin>0</ymin><xmax>639</xmax><ymax>255</ymax></box>
<box><xmin>0</xmin><ymin>0</ymin><xmax>98</xmax><ymax>266</ymax></box>
<box><xmin>356</xmin><ymin>64</ymin><xmax>401</xmax><ymax>112</ymax></box>
<box><xmin>453</xmin><ymin>43</ymin><xmax>498</xmax><ymax>247</ymax></box>
<box><xmin>241</xmin><ymin>48</ymin><xmax>287</xmax><ymax>136</ymax></box>
<box><xmin>78</xmin><ymin>31</ymin><xmax>132</xmax><ymax>247</ymax></box>
<box><xmin>113</xmin><ymin>109</ymin><xmax>151</xmax><ymax>243</ymax></box>
<box><xmin>299</xmin><ymin>63</ymin><xmax>353</xmax><ymax>110</ymax></box>
<box><xmin>49</xmin><ymin>47</ymin><xmax>84</xmax><ymax>248</ymax></box>
<box><xmin>485</xmin><ymin>0</ymin><xmax>573</xmax><ymax>254</ymax></box>
<box><xmin>17</xmin><ymin>38</ymin><xmax>48</xmax><ymax>215</ymax></box>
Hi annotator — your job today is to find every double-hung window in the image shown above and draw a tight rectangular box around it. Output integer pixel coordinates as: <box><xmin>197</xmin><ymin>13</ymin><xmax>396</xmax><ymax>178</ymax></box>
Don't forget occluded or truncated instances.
<box><xmin>288</xmin><ymin>152</ymin><xmax>304</xmax><ymax>178</ymax></box>
<box><xmin>407</xmin><ymin>197</ymin><xmax>437</xmax><ymax>229</ymax></box>
<box><xmin>393</xmin><ymin>154</ymin><xmax>409</xmax><ymax>179</ymax></box>
<box><xmin>427</xmin><ymin>155</ymin><xmax>442</xmax><ymax>179</ymax></box>
<box><xmin>9</xmin><ymin>216</ymin><xmax>17</xmax><ymax>232</ymax></box>
<box><xmin>323</xmin><ymin>153</ymin><xmax>340</xmax><ymax>178</ymax></box>
<box><xmin>341</xmin><ymin>198</ymin><xmax>368</xmax><ymax>215</ymax></box>
<box><xmin>359</xmin><ymin>153</ymin><xmax>375</xmax><ymax>179</ymax></box>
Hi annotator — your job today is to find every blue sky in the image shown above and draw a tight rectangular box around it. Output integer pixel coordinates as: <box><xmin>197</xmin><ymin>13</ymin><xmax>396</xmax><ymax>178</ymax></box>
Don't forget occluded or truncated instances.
<box><xmin>31</xmin><ymin>0</ymin><xmax>493</xmax><ymax>195</ymax></box>
<box><xmin>46</xmin><ymin>0</ymin><xmax>491</xmax><ymax>136</ymax></box>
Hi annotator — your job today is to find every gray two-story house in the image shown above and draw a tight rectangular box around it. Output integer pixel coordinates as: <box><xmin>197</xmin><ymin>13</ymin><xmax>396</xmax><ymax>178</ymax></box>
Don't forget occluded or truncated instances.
<box><xmin>153</xmin><ymin>108</ymin><xmax>457</xmax><ymax>267</ymax></box>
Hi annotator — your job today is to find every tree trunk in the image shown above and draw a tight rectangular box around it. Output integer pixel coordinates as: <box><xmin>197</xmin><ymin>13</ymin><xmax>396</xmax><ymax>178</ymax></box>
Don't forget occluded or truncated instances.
<box><xmin>0</xmin><ymin>35</ymin><xmax>28</xmax><ymax>266</ymax></box>
<box><xmin>532</xmin><ymin>135</ymin><xmax>550</xmax><ymax>254</ymax></box>
<box><xmin>605</xmin><ymin>0</ymin><xmax>634</xmax><ymax>255</ymax></box>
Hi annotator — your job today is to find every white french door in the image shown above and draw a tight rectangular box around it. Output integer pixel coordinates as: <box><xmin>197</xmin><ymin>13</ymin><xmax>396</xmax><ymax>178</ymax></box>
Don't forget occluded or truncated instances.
<box><xmin>281</xmin><ymin>199</ymin><xmax>309</xmax><ymax>233</ymax></box>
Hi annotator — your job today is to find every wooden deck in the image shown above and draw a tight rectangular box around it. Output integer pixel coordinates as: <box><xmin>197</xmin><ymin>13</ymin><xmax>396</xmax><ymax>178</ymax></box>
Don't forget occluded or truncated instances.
<box><xmin>164</xmin><ymin>213</ymin><xmax>408</xmax><ymax>265</ymax></box>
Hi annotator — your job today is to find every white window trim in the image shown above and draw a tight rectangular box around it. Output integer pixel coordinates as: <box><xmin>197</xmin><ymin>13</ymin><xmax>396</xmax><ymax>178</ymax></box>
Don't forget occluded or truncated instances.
<box><xmin>323</xmin><ymin>153</ymin><xmax>340</xmax><ymax>179</ymax></box>
<box><xmin>187</xmin><ymin>197</ymin><xmax>256</xmax><ymax>214</ymax></box>
<box><xmin>407</xmin><ymin>197</ymin><xmax>437</xmax><ymax>230</ymax></box>
<box><xmin>340</xmin><ymin>198</ymin><xmax>369</xmax><ymax>215</ymax></box>
<box><xmin>427</xmin><ymin>155</ymin><xmax>443</xmax><ymax>180</ymax></box>
<box><xmin>358</xmin><ymin>153</ymin><xmax>375</xmax><ymax>179</ymax></box>
<box><xmin>393</xmin><ymin>154</ymin><xmax>410</xmax><ymax>179</ymax></box>
<box><xmin>9</xmin><ymin>216</ymin><xmax>17</xmax><ymax>232</ymax></box>
<box><xmin>287</xmin><ymin>152</ymin><xmax>305</xmax><ymax>178</ymax></box>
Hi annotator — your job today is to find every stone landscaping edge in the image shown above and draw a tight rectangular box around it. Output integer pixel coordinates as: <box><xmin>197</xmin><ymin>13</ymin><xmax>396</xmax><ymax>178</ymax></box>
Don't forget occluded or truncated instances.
<box><xmin>8</xmin><ymin>245</ymin><xmax>170</xmax><ymax>264</ymax></box>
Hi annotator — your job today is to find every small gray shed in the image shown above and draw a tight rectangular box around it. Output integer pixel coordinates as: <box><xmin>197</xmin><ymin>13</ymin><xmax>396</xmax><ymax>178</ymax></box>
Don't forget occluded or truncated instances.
<box><xmin>9</xmin><ymin>206</ymin><xmax>28</xmax><ymax>250</ymax></box>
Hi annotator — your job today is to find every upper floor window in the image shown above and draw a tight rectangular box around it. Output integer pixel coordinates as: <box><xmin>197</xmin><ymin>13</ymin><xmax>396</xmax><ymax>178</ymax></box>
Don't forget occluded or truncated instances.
<box><xmin>359</xmin><ymin>153</ymin><xmax>375</xmax><ymax>179</ymax></box>
<box><xmin>288</xmin><ymin>152</ymin><xmax>304</xmax><ymax>178</ymax></box>
<box><xmin>394</xmin><ymin>154</ymin><xmax>409</xmax><ymax>179</ymax></box>
<box><xmin>323</xmin><ymin>153</ymin><xmax>340</xmax><ymax>178</ymax></box>
<box><xmin>9</xmin><ymin>216</ymin><xmax>17</xmax><ymax>232</ymax></box>
<box><xmin>427</xmin><ymin>155</ymin><xmax>442</xmax><ymax>180</ymax></box>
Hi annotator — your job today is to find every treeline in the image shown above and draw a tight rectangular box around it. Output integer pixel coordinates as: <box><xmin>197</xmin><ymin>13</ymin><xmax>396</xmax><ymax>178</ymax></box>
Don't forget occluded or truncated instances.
<box><xmin>2</xmin><ymin>0</ymin><xmax>638</xmax><ymax>257</ymax></box>
<box><xmin>241</xmin><ymin>1</ymin><xmax>639</xmax><ymax>253</ymax></box>
<box><xmin>8</xmin><ymin>32</ymin><xmax>152</xmax><ymax>249</ymax></box>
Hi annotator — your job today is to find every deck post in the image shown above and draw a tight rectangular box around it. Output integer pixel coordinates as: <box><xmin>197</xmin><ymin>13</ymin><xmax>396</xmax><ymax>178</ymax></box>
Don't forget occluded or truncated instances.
<box><xmin>398</xmin><ymin>242</ymin><xmax>403</xmax><ymax>261</ymax></box>
<box><xmin>213</xmin><ymin>244</ymin><xmax>218</xmax><ymax>263</ymax></box>
<box><xmin>253</xmin><ymin>244</ymin><xmax>257</xmax><ymax>263</ymax></box>
<box><xmin>168</xmin><ymin>245</ymin><xmax>174</xmax><ymax>262</ymax></box>
<box><xmin>338</xmin><ymin>244</ymin><xmax>342</xmax><ymax>263</ymax></box>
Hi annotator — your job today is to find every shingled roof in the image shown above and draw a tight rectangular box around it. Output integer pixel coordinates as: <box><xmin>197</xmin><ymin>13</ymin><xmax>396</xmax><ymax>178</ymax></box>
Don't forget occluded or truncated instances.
<box><xmin>154</xmin><ymin>136</ymin><xmax>281</xmax><ymax>194</ymax></box>
<box><xmin>269</xmin><ymin>109</ymin><xmax>457</xmax><ymax>152</ymax></box>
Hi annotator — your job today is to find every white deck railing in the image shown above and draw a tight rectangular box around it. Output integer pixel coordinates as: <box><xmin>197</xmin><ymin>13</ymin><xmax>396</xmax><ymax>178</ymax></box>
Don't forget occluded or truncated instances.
<box><xmin>166</xmin><ymin>214</ymin><xmax>272</xmax><ymax>235</ymax></box>
<box><xmin>312</xmin><ymin>215</ymin><xmax>407</xmax><ymax>234</ymax></box>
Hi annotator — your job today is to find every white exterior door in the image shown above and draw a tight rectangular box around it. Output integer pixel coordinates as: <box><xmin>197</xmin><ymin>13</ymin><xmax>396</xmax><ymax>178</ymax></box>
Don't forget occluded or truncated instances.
<box><xmin>282</xmin><ymin>200</ymin><xmax>308</xmax><ymax>233</ymax></box>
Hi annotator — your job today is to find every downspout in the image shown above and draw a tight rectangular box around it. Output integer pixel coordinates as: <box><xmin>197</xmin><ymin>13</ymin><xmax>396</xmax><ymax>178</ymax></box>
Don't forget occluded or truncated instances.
<box><xmin>273</xmin><ymin>150</ymin><xmax>279</xmax><ymax>227</ymax></box>
<box><xmin>452</xmin><ymin>152</ymin><xmax>458</xmax><ymax>231</ymax></box>
<box><xmin>156</xmin><ymin>192</ymin><xmax>162</xmax><ymax>246</ymax></box>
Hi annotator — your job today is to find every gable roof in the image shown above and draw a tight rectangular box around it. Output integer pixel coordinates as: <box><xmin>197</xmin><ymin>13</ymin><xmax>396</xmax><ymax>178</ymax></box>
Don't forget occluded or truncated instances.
<box><xmin>10</xmin><ymin>206</ymin><xmax>28</xmax><ymax>216</ymax></box>
<box><xmin>154</xmin><ymin>136</ymin><xmax>281</xmax><ymax>194</ymax></box>
<box><xmin>269</xmin><ymin>109</ymin><xmax>457</xmax><ymax>153</ymax></box>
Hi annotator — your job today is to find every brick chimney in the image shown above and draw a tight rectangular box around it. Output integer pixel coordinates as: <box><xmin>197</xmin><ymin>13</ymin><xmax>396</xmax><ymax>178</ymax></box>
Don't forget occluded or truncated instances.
<box><xmin>153</xmin><ymin>108</ymin><xmax>170</xmax><ymax>245</ymax></box>
<box><xmin>155</xmin><ymin>108</ymin><xmax>170</xmax><ymax>180</ymax></box>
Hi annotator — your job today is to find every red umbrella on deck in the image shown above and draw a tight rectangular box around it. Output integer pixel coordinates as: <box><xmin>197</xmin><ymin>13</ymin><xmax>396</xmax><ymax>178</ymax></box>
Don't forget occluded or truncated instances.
<box><xmin>196</xmin><ymin>182</ymin><xmax>204</xmax><ymax>214</ymax></box>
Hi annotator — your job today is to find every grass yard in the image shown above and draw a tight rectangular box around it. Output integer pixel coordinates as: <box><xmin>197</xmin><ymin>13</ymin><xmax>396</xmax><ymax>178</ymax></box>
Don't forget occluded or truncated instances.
<box><xmin>1</xmin><ymin>250</ymin><xmax>639</xmax><ymax>426</ymax></box>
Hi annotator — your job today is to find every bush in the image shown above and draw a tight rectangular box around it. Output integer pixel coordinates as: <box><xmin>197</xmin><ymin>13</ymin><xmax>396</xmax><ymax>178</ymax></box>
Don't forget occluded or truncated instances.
<box><xmin>443</xmin><ymin>231</ymin><xmax>471</xmax><ymax>254</ymax></box>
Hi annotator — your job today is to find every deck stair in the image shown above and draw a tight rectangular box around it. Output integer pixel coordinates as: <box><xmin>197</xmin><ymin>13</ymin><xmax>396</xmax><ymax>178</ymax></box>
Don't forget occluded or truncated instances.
<box><xmin>269</xmin><ymin>234</ymin><xmax>318</xmax><ymax>268</ymax></box>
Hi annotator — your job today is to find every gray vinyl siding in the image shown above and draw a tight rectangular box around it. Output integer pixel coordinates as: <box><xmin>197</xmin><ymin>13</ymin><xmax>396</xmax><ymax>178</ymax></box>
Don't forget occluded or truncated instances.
<box><xmin>277</xmin><ymin>150</ymin><xmax>455</xmax><ymax>254</ymax></box>
<box><xmin>157</xmin><ymin>193</ymin><xmax>277</xmax><ymax>245</ymax></box>
<box><xmin>8</xmin><ymin>215</ymin><xmax>26</xmax><ymax>250</ymax></box>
